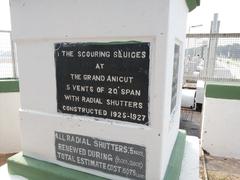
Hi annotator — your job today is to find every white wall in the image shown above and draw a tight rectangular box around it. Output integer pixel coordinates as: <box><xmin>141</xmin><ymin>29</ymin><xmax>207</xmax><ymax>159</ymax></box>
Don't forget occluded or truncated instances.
<box><xmin>202</xmin><ymin>97</ymin><xmax>240</xmax><ymax>159</ymax></box>
<box><xmin>0</xmin><ymin>92</ymin><xmax>21</xmax><ymax>153</ymax></box>
<box><xmin>160</xmin><ymin>0</ymin><xmax>188</xmax><ymax>177</ymax></box>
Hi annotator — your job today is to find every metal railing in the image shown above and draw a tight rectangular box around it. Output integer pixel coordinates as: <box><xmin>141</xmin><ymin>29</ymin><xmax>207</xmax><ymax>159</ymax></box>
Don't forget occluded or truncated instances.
<box><xmin>0</xmin><ymin>30</ymin><xmax>17</xmax><ymax>79</ymax></box>
<box><xmin>1</xmin><ymin>31</ymin><xmax>240</xmax><ymax>82</ymax></box>
<box><xmin>184</xmin><ymin>33</ymin><xmax>240</xmax><ymax>82</ymax></box>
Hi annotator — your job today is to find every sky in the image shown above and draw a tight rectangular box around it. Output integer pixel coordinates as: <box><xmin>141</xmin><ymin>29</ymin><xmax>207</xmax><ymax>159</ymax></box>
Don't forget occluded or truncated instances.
<box><xmin>187</xmin><ymin>0</ymin><xmax>240</xmax><ymax>33</ymax></box>
<box><xmin>0</xmin><ymin>0</ymin><xmax>11</xmax><ymax>31</ymax></box>
<box><xmin>0</xmin><ymin>0</ymin><xmax>240</xmax><ymax>33</ymax></box>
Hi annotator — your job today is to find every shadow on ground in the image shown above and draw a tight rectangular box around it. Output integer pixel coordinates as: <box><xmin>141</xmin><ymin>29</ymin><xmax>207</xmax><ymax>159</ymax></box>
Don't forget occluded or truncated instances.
<box><xmin>180</xmin><ymin>109</ymin><xmax>202</xmax><ymax>138</ymax></box>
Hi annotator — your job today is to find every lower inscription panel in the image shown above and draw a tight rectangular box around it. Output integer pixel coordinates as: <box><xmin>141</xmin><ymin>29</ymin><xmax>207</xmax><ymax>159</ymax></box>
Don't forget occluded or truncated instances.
<box><xmin>55</xmin><ymin>131</ymin><xmax>146</xmax><ymax>180</ymax></box>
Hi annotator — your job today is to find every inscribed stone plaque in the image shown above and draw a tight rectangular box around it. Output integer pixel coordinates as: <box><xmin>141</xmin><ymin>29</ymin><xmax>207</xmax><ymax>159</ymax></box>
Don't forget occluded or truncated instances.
<box><xmin>55</xmin><ymin>131</ymin><xmax>146</xmax><ymax>180</ymax></box>
<box><xmin>55</xmin><ymin>42</ymin><xmax>150</xmax><ymax>125</ymax></box>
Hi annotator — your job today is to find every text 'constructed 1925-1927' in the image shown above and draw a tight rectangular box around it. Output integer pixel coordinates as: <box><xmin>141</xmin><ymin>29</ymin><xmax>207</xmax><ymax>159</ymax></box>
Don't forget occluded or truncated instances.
<box><xmin>55</xmin><ymin>42</ymin><xmax>150</xmax><ymax>125</ymax></box>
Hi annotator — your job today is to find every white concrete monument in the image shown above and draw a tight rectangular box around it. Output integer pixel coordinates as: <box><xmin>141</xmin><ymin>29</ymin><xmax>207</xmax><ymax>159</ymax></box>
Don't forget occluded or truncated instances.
<box><xmin>8</xmin><ymin>0</ymin><xmax>200</xmax><ymax>179</ymax></box>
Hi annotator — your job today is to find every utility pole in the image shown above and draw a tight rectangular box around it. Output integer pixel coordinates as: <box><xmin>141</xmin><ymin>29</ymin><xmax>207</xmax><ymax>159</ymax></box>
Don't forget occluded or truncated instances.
<box><xmin>187</xmin><ymin>24</ymin><xmax>203</xmax><ymax>57</ymax></box>
<box><xmin>206</xmin><ymin>13</ymin><xmax>220</xmax><ymax>78</ymax></box>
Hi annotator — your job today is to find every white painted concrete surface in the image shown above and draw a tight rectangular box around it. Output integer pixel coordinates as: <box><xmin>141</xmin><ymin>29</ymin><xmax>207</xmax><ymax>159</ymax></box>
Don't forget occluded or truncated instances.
<box><xmin>181</xmin><ymin>89</ymin><xmax>196</xmax><ymax>108</ymax></box>
<box><xmin>10</xmin><ymin>0</ymin><xmax>188</xmax><ymax>179</ymax></box>
<box><xmin>0</xmin><ymin>165</ymin><xmax>27</xmax><ymax>180</ymax></box>
<box><xmin>196</xmin><ymin>80</ymin><xmax>205</xmax><ymax>104</ymax></box>
<box><xmin>202</xmin><ymin>98</ymin><xmax>240</xmax><ymax>159</ymax></box>
<box><xmin>179</xmin><ymin>136</ymin><xmax>199</xmax><ymax>180</ymax></box>
<box><xmin>0</xmin><ymin>92</ymin><xmax>21</xmax><ymax>153</ymax></box>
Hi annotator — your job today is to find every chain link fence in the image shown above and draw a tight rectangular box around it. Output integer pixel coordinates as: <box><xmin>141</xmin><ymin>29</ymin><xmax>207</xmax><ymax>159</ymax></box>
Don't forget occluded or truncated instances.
<box><xmin>0</xmin><ymin>30</ymin><xmax>17</xmax><ymax>79</ymax></box>
<box><xmin>184</xmin><ymin>33</ymin><xmax>240</xmax><ymax>82</ymax></box>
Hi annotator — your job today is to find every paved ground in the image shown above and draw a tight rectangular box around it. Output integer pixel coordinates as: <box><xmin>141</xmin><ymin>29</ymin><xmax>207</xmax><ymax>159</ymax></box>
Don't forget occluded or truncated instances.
<box><xmin>180</xmin><ymin>109</ymin><xmax>240</xmax><ymax>180</ymax></box>
<box><xmin>205</xmin><ymin>155</ymin><xmax>240</xmax><ymax>180</ymax></box>
<box><xmin>180</xmin><ymin>109</ymin><xmax>202</xmax><ymax>138</ymax></box>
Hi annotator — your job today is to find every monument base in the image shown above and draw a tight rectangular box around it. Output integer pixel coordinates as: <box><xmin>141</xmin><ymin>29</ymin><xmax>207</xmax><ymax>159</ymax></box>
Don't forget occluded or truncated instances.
<box><xmin>7</xmin><ymin>130</ymin><xmax>187</xmax><ymax>180</ymax></box>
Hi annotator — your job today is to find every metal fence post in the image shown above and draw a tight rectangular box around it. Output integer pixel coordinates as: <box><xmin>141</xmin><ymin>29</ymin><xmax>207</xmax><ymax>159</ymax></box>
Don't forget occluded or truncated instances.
<box><xmin>10</xmin><ymin>32</ymin><xmax>17</xmax><ymax>79</ymax></box>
